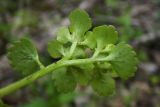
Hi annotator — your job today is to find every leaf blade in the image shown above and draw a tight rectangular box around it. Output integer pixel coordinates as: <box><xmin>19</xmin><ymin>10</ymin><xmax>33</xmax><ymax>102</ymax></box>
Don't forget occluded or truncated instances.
<box><xmin>69</xmin><ymin>9</ymin><xmax>92</xmax><ymax>41</ymax></box>
<box><xmin>93</xmin><ymin>25</ymin><xmax>118</xmax><ymax>50</ymax></box>
<box><xmin>106</xmin><ymin>43</ymin><xmax>138</xmax><ymax>79</ymax></box>
<box><xmin>72</xmin><ymin>63</ymin><xmax>94</xmax><ymax>85</ymax></box>
<box><xmin>52</xmin><ymin>67</ymin><xmax>77</xmax><ymax>93</ymax></box>
<box><xmin>57</xmin><ymin>27</ymin><xmax>71</xmax><ymax>44</ymax></box>
<box><xmin>91</xmin><ymin>74</ymin><xmax>115</xmax><ymax>96</ymax></box>
<box><xmin>47</xmin><ymin>40</ymin><xmax>64</xmax><ymax>58</ymax></box>
<box><xmin>7</xmin><ymin>37</ymin><xmax>39</xmax><ymax>75</ymax></box>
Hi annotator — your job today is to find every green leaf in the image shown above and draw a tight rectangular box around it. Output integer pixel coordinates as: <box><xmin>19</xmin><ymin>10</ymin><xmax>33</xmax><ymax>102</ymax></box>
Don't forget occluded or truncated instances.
<box><xmin>72</xmin><ymin>47</ymin><xmax>86</xmax><ymax>58</ymax></box>
<box><xmin>93</xmin><ymin>25</ymin><xmax>118</xmax><ymax>50</ymax></box>
<box><xmin>57</xmin><ymin>27</ymin><xmax>71</xmax><ymax>44</ymax></box>
<box><xmin>102</xmin><ymin>44</ymin><xmax>115</xmax><ymax>53</ymax></box>
<box><xmin>7</xmin><ymin>37</ymin><xmax>39</xmax><ymax>75</ymax></box>
<box><xmin>82</xmin><ymin>31</ymin><xmax>96</xmax><ymax>49</ymax></box>
<box><xmin>106</xmin><ymin>43</ymin><xmax>138</xmax><ymax>80</ymax></box>
<box><xmin>52</xmin><ymin>67</ymin><xmax>76</xmax><ymax>93</ymax></box>
<box><xmin>72</xmin><ymin>63</ymin><xmax>94</xmax><ymax>85</ymax></box>
<box><xmin>69</xmin><ymin>9</ymin><xmax>92</xmax><ymax>41</ymax></box>
<box><xmin>48</xmin><ymin>40</ymin><xmax>64</xmax><ymax>58</ymax></box>
<box><xmin>97</xmin><ymin>62</ymin><xmax>111</xmax><ymax>70</ymax></box>
<box><xmin>91</xmin><ymin>74</ymin><xmax>115</xmax><ymax>96</ymax></box>
<box><xmin>78</xmin><ymin>63</ymin><xmax>94</xmax><ymax>71</ymax></box>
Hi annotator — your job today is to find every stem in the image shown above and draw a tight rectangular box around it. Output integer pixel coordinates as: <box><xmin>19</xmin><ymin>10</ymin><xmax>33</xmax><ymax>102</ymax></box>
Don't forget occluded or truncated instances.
<box><xmin>62</xmin><ymin>41</ymin><xmax>77</xmax><ymax>60</ymax></box>
<box><xmin>69</xmin><ymin>41</ymin><xmax>77</xmax><ymax>57</ymax></box>
<box><xmin>0</xmin><ymin>57</ymin><xmax>109</xmax><ymax>98</ymax></box>
<box><xmin>92</xmin><ymin>48</ymin><xmax>100</xmax><ymax>58</ymax></box>
<box><xmin>36</xmin><ymin>58</ymin><xmax>45</xmax><ymax>69</ymax></box>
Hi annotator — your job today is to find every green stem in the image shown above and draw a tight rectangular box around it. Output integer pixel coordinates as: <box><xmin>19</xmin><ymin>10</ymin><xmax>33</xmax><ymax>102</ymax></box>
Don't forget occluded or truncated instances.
<box><xmin>36</xmin><ymin>58</ymin><xmax>45</xmax><ymax>69</ymax></box>
<box><xmin>0</xmin><ymin>57</ymin><xmax>109</xmax><ymax>98</ymax></box>
<box><xmin>60</xmin><ymin>41</ymin><xmax>77</xmax><ymax>60</ymax></box>
<box><xmin>69</xmin><ymin>41</ymin><xmax>77</xmax><ymax>57</ymax></box>
<box><xmin>92</xmin><ymin>48</ymin><xmax>100</xmax><ymax>58</ymax></box>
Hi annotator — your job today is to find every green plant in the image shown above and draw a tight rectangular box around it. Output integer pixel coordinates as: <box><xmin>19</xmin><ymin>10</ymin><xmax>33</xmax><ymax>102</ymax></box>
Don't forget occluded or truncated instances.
<box><xmin>0</xmin><ymin>9</ymin><xmax>138</xmax><ymax>98</ymax></box>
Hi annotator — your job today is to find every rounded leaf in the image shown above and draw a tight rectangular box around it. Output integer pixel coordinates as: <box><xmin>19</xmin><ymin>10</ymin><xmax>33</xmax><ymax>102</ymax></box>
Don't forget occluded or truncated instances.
<box><xmin>48</xmin><ymin>40</ymin><xmax>64</xmax><ymax>58</ymax></box>
<box><xmin>57</xmin><ymin>27</ymin><xmax>71</xmax><ymax>44</ymax></box>
<box><xmin>106</xmin><ymin>43</ymin><xmax>138</xmax><ymax>80</ymax></box>
<box><xmin>69</xmin><ymin>9</ymin><xmax>92</xmax><ymax>40</ymax></box>
<box><xmin>93</xmin><ymin>25</ymin><xmax>118</xmax><ymax>50</ymax></box>
<box><xmin>91</xmin><ymin>74</ymin><xmax>116</xmax><ymax>96</ymax></box>
<box><xmin>7</xmin><ymin>37</ymin><xmax>39</xmax><ymax>75</ymax></box>
<box><xmin>52</xmin><ymin>67</ymin><xmax>77</xmax><ymax>93</ymax></box>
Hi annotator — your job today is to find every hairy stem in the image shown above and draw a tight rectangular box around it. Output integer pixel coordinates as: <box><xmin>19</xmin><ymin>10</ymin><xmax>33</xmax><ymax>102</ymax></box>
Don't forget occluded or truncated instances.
<box><xmin>0</xmin><ymin>57</ymin><xmax>109</xmax><ymax>98</ymax></box>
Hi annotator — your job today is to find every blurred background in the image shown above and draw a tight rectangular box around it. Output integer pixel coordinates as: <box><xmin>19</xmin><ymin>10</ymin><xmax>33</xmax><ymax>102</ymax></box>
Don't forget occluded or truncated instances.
<box><xmin>0</xmin><ymin>0</ymin><xmax>160</xmax><ymax>107</ymax></box>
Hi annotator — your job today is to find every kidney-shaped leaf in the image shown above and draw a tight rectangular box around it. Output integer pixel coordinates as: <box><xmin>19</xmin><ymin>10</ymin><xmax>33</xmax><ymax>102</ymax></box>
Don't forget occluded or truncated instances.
<box><xmin>8</xmin><ymin>37</ymin><xmax>39</xmax><ymax>75</ymax></box>
<box><xmin>106</xmin><ymin>43</ymin><xmax>138</xmax><ymax>80</ymax></box>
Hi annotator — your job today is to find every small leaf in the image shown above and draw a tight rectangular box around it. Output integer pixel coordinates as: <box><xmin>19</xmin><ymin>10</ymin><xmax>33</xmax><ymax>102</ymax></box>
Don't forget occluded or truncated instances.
<box><xmin>97</xmin><ymin>62</ymin><xmax>111</xmax><ymax>70</ymax></box>
<box><xmin>69</xmin><ymin>9</ymin><xmax>92</xmax><ymax>41</ymax></box>
<box><xmin>93</xmin><ymin>25</ymin><xmax>118</xmax><ymax>50</ymax></box>
<box><xmin>48</xmin><ymin>40</ymin><xmax>64</xmax><ymax>58</ymax></box>
<box><xmin>57</xmin><ymin>27</ymin><xmax>71</xmax><ymax>44</ymax></box>
<box><xmin>91</xmin><ymin>73</ymin><xmax>115</xmax><ymax>96</ymax></box>
<box><xmin>72</xmin><ymin>47</ymin><xmax>86</xmax><ymax>58</ymax></box>
<box><xmin>72</xmin><ymin>63</ymin><xmax>94</xmax><ymax>85</ymax></box>
<box><xmin>52</xmin><ymin>67</ymin><xmax>76</xmax><ymax>93</ymax></box>
<box><xmin>96</xmin><ymin>62</ymin><xmax>119</xmax><ymax>77</ymax></box>
<box><xmin>106</xmin><ymin>43</ymin><xmax>138</xmax><ymax>80</ymax></box>
<box><xmin>102</xmin><ymin>44</ymin><xmax>115</xmax><ymax>53</ymax></box>
<box><xmin>110</xmin><ymin>70</ymin><xmax>119</xmax><ymax>78</ymax></box>
<box><xmin>7</xmin><ymin>37</ymin><xmax>39</xmax><ymax>75</ymax></box>
<box><xmin>82</xmin><ymin>31</ymin><xmax>96</xmax><ymax>49</ymax></box>
<box><xmin>78</xmin><ymin>63</ymin><xmax>94</xmax><ymax>71</ymax></box>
